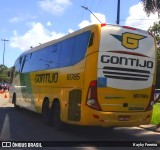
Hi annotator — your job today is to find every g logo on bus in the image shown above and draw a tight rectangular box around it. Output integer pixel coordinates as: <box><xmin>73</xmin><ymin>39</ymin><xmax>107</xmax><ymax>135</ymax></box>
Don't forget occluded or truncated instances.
<box><xmin>111</xmin><ymin>32</ymin><xmax>146</xmax><ymax>49</ymax></box>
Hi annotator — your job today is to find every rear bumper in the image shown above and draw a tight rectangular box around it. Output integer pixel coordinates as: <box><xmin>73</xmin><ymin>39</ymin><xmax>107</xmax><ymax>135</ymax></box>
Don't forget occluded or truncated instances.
<box><xmin>80</xmin><ymin>107</ymin><xmax>152</xmax><ymax>127</ymax></box>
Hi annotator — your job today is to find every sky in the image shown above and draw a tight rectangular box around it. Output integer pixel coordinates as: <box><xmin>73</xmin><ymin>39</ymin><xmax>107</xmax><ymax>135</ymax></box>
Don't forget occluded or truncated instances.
<box><xmin>0</xmin><ymin>0</ymin><xmax>159</xmax><ymax>68</ymax></box>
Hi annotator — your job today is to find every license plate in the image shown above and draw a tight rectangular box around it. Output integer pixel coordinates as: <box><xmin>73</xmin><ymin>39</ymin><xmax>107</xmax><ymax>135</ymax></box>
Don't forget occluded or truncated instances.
<box><xmin>118</xmin><ymin>116</ymin><xmax>130</xmax><ymax>121</ymax></box>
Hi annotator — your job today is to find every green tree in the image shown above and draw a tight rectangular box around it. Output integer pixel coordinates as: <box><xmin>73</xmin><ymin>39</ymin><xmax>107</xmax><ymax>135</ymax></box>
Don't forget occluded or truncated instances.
<box><xmin>148</xmin><ymin>21</ymin><xmax>160</xmax><ymax>88</ymax></box>
<box><xmin>0</xmin><ymin>64</ymin><xmax>10</xmax><ymax>83</ymax></box>
<box><xmin>141</xmin><ymin>0</ymin><xmax>160</xmax><ymax>17</ymax></box>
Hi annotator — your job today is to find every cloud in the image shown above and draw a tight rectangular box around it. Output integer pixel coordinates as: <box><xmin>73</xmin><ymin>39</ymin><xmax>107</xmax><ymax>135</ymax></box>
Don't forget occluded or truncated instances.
<box><xmin>10</xmin><ymin>11</ymin><xmax>106</xmax><ymax>52</ymax></box>
<box><xmin>9</xmin><ymin>17</ymin><xmax>24</xmax><ymax>23</ymax></box>
<box><xmin>78</xmin><ymin>13</ymin><xmax>106</xmax><ymax>28</ymax></box>
<box><xmin>10</xmin><ymin>22</ymin><xmax>65</xmax><ymax>51</ymax></box>
<box><xmin>46</xmin><ymin>21</ymin><xmax>52</xmax><ymax>26</ymax></box>
<box><xmin>125</xmin><ymin>2</ymin><xmax>159</xmax><ymax>30</ymax></box>
<box><xmin>9</xmin><ymin>14</ymin><xmax>37</xmax><ymax>23</ymax></box>
<box><xmin>78</xmin><ymin>20</ymin><xmax>90</xmax><ymax>29</ymax></box>
<box><xmin>68</xmin><ymin>29</ymin><xmax>74</xmax><ymax>33</ymax></box>
<box><xmin>39</xmin><ymin>0</ymin><xmax>72</xmax><ymax>15</ymax></box>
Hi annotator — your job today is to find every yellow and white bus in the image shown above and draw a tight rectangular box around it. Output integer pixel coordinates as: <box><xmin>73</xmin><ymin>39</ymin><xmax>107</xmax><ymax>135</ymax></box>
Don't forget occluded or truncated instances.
<box><xmin>10</xmin><ymin>24</ymin><xmax>157</xmax><ymax>128</ymax></box>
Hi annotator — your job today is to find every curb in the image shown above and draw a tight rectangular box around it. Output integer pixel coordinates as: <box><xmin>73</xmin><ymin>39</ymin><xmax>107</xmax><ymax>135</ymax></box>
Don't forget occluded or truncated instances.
<box><xmin>140</xmin><ymin>124</ymin><xmax>160</xmax><ymax>133</ymax></box>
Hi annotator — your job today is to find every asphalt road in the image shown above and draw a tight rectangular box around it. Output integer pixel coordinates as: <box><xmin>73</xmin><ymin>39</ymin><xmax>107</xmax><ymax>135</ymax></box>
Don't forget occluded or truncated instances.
<box><xmin>0</xmin><ymin>95</ymin><xmax>160</xmax><ymax>150</ymax></box>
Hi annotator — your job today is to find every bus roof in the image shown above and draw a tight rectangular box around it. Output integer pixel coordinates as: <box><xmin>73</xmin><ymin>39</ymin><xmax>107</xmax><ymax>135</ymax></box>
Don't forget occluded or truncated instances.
<box><xmin>18</xmin><ymin>23</ymin><xmax>152</xmax><ymax>58</ymax></box>
<box><xmin>19</xmin><ymin>24</ymin><xmax>101</xmax><ymax>58</ymax></box>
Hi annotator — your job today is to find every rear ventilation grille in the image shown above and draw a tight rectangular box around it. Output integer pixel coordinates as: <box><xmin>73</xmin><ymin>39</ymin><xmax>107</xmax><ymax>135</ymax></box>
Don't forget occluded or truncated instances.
<box><xmin>103</xmin><ymin>66</ymin><xmax>150</xmax><ymax>81</ymax></box>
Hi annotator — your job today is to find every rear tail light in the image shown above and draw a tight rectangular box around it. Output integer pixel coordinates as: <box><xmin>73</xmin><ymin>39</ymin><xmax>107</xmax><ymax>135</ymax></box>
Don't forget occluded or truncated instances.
<box><xmin>86</xmin><ymin>80</ymin><xmax>101</xmax><ymax>111</ymax></box>
<box><xmin>145</xmin><ymin>85</ymin><xmax>155</xmax><ymax>111</ymax></box>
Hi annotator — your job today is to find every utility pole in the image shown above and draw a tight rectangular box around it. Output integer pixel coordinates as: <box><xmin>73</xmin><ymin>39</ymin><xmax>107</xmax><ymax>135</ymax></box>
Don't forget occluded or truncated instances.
<box><xmin>116</xmin><ymin>0</ymin><xmax>120</xmax><ymax>25</ymax></box>
<box><xmin>81</xmin><ymin>6</ymin><xmax>102</xmax><ymax>24</ymax></box>
<box><xmin>1</xmin><ymin>39</ymin><xmax>9</xmax><ymax>65</ymax></box>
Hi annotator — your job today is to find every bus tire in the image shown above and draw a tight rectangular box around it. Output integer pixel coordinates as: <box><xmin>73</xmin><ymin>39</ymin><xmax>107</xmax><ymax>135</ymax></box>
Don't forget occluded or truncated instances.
<box><xmin>42</xmin><ymin>99</ymin><xmax>50</xmax><ymax>125</ymax></box>
<box><xmin>51</xmin><ymin>101</ymin><xmax>64</xmax><ymax>129</ymax></box>
<box><xmin>12</xmin><ymin>93</ymin><xmax>20</xmax><ymax>110</ymax></box>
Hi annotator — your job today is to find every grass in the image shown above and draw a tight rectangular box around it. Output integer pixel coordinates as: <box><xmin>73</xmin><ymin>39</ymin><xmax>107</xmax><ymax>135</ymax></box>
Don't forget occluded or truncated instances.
<box><xmin>151</xmin><ymin>103</ymin><xmax>160</xmax><ymax>125</ymax></box>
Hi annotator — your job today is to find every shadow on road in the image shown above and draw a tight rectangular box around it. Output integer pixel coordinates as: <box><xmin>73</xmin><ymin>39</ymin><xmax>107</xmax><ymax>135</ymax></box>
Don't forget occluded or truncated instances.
<box><xmin>0</xmin><ymin>107</ymin><xmax>159</xmax><ymax>144</ymax></box>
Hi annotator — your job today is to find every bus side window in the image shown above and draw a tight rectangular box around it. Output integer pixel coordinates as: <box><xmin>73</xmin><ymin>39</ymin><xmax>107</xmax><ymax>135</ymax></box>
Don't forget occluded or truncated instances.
<box><xmin>72</xmin><ymin>31</ymin><xmax>91</xmax><ymax>64</ymax></box>
<box><xmin>47</xmin><ymin>44</ymin><xmax>60</xmax><ymax>69</ymax></box>
<box><xmin>58</xmin><ymin>37</ymin><xmax>75</xmax><ymax>67</ymax></box>
<box><xmin>20</xmin><ymin>55</ymin><xmax>26</xmax><ymax>73</ymax></box>
<box><xmin>15</xmin><ymin>58</ymin><xmax>21</xmax><ymax>73</ymax></box>
<box><xmin>21</xmin><ymin>54</ymin><xmax>32</xmax><ymax>73</ymax></box>
<box><xmin>88</xmin><ymin>32</ymin><xmax>94</xmax><ymax>47</ymax></box>
<box><xmin>29</xmin><ymin>50</ymin><xmax>46</xmax><ymax>72</ymax></box>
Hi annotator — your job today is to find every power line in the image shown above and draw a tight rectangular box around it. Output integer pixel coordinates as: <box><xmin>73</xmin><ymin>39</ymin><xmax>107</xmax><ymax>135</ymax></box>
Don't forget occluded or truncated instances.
<box><xmin>80</xmin><ymin>0</ymin><xmax>88</xmax><ymax>22</ymax></box>
<box><xmin>120</xmin><ymin>18</ymin><xmax>159</xmax><ymax>21</ymax></box>
<box><xmin>90</xmin><ymin>0</ymin><xmax>95</xmax><ymax>10</ymax></box>
<box><xmin>95</xmin><ymin>0</ymin><xmax>102</xmax><ymax>11</ymax></box>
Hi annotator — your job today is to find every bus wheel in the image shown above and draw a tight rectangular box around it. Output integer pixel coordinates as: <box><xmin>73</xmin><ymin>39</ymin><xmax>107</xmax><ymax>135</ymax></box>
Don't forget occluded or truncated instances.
<box><xmin>51</xmin><ymin>101</ymin><xmax>64</xmax><ymax>129</ymax></box>
<box><xmin>42</xmin><ymin>99</ymin><xmax>50</xmax><ymax>125</ymax></box>
<box><xmin>12</xmin><ymin>93</ymin><xmax>20</xmax><ymax>110</ymax></box>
